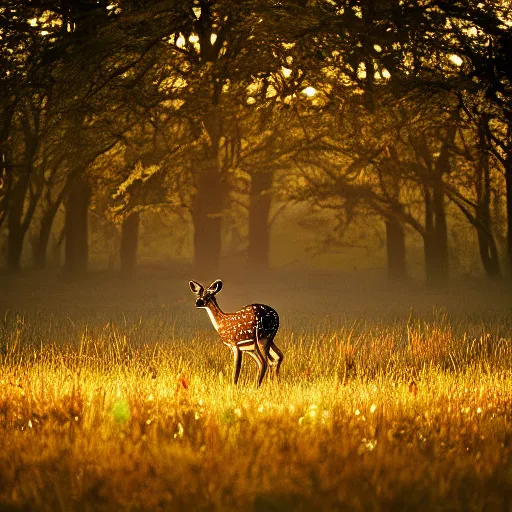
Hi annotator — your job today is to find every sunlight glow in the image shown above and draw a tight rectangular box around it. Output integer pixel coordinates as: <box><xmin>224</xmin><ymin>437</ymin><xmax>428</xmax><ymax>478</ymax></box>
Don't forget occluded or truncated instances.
<box><xmin>449</xmin><ymin>54</ymin><xmax>463</xmax><ymax>66</ymax></box>
<box><xmin>266</xmin><ymin>84</ymin><xmax>277</xmax><ymax>98</ymax></box>
<box><xmin>189</xmin><ymin>34</ymin><xmax>199</xmax><ymax>43</ymax></box>
<box><xmin>28</xmin><ymin>18</ymin><xmax>38</xmax><ymax>26</ymax></box>
<box><xmin>357</xmin><ymin>62</ymin><xmax>366</xmax><ymax>79</ymax></box>
<box><xmin>302</xmin><ymin>86</ymin><xmax>317</xmax><ymax>97</ymax></box>
<box><xmin>247</xmin><ymin>82</ymin><xmax>259</xmax><ymax>95</ymax></box>
<box><xmin>281</xmin><ymin>67</ymin><xmax>292</xmax><ymax>78</ymax></box>
<box><xmin>176</xmin><ymin>35</ymin><xmax>186</xmax><ymax>48</ymax></box>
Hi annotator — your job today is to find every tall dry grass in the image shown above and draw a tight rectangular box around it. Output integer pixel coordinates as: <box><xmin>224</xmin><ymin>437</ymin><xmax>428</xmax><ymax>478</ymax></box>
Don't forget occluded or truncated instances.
<box><xmin>1</xmin><ymin>293</ymin><xmax>512</xmax><ymax>511</ymax></box>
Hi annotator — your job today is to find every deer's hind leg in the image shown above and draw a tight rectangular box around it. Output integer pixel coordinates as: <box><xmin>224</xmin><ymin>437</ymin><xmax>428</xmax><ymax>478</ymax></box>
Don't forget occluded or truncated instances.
<box><xmin>246</xmin><ymin>336</ymin><xmax>268</xmax><ymax>387</ymax></box>
<box><xmin>253</xmin><ymin>338</ymin><xmax>268</xmax><ymax>387</ymax></box>
<box><xmin>268</xmin><ymin>340</ymin><xmax>284</xmax><ymax>379</ymax></box>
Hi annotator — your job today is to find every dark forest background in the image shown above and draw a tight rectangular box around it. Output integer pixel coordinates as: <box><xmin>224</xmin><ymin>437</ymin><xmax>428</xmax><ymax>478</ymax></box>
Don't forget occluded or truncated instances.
<box><xmin>1</xmin><ymin>0</ymin><xmax>511</xmax><ymax>286</ymax></box>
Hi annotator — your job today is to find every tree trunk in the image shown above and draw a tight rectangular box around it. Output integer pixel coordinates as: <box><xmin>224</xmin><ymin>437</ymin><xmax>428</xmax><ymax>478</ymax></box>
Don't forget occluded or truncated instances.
<box><xmin>6</xmin><ymin>223</ymin><xmax>24</xmax><ymax>273</ymax></box>
<box><xmin>120</xmin><ymin>212</ymin><xmax>139</xmax><ymax>274</ymax></box>
<box><xmin>421</xmin><ymin>130</ymin><xmax>453</xmax><ymax>288</ymax></box>
<box><xmin>385</xmin><ymin>213</ymin><xmax>406</xmax><ymax>281</ymax></box>
<box><xmin>194</xmin><ymin>100</ymin><xmax>225</xmax><ymax>277</ymax></box>
<box><xmin>34</xmin><ymin>202</ymin><xmax>61</xmax><ymax>269</ymax></box>
<box><xmin>248</xmin><ymin>171</ymin><xmax>273</xmax><ymax>272</ymax></box>
<box><xmin>0</xmin><ymin>152</ymin><xmax>12</xmax><ymax>229</ymax></box>
<box><xmin>505</xmin><ymin>150</ymin><xmax>512</xmax><ymax>278</ymax></box>
<box><xmin>476</xmin><ymin>227</ymin><xmax>501</xmax><ymax>278</ymax></box>
<box><xmin>65</xmin><ymin>176</ymin><xmax>90</xmax><ymax>275</ymax></box>
<box><xmin>193</xmin><ymin>164</ymin><xmax>224</xmax><ymax>276</ymax></box>
<box><xmin>423</xmin><ymin>187</ymin><xmax>436</xmax><ymax>286</ymax></box>
<box><xmin>476</xmin><ymin>116</ymin><xmax>501</xmax><ymax>279</ymax></box>
<box><xmin>424</xmin><ymin>183</ymin><xmax>449</xmax><ymax>287</ymax></box>
<box><xmin>34</xmin><ymin>166</ymin><xmax>89</xmax><ymax>269</ymax></box>
<box><xmin>6</xmin><ymin>172</ymin><xmax>30</xmax><ymax>273</ymax></box>
<box><xmin>432</xmin><ymin>179</ymin><xmax>449</xmax><ymax>283</ymax></box>
<box><xmin>0</xmin><ymin>101</ymin><xmax>17</xmax><ymax>229</ymax></box>
<box><xmin>5</xmin><ymin>125</ymin><xmax>40</xmax><ymax>272</ymax></box>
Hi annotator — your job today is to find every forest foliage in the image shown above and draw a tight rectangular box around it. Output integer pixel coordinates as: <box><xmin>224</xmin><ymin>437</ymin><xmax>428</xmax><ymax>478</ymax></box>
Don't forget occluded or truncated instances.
<box><xmin>1</xmin><ymin>0</ymin><xmax>511</xmax><ymax>283</ymax></box>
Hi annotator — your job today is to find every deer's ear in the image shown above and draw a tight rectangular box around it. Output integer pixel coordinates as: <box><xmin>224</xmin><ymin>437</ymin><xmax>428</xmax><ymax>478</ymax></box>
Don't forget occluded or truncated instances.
<box><xmin>207</xmin><ymin>279</ymin><xmax>223</xmax><ymax>295</ymax></box>
<box><xmin>189</xmin><ymin>280</ymin><xmax>204</xmax><ymax>295</ymax></box>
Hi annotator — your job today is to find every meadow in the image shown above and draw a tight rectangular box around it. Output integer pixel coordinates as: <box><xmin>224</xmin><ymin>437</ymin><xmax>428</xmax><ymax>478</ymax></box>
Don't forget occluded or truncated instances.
<box><xmin>1</xmin><ymin>270</ymin><xmax>512</xmax><ymax>511</ymax></box>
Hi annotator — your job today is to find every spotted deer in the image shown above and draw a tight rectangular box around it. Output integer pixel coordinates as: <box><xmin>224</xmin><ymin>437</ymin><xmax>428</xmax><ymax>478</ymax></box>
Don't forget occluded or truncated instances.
<box><xmin>189</xmin><ymin>279</ymin><xmax>283</xmax><ymax>387</ymax></box>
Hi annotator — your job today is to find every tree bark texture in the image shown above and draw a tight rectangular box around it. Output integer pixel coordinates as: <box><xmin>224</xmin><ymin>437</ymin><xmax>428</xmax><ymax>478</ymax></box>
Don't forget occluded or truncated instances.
<box><xmin>34</xmin><ymin>201</ymin><xmax>61</xmax><ymax>269</ymax></box>
<box><xmin>506</xmin><ymin>150</ymin><xmax>512</xmax><ymax>278</ymax></box>
<box><xmin>193</xmin><ymin>165</ymin><xmax>224</xmax><ymax>276</ymax></box>
<box><xmin>6</xmin><ymin>172</ymin><xmax>30</xmax><ymax>272</ymax></box>
<box><xmin>420</xmin><ymin>129</ymin><xmax>454</xmax><ymax>288</ymax></box>
<box><xmin>65</xmin><ymin>176</ymin><xmax>90</xmax><ymax>275</ymax></box>
<box><xmin>475</xmin><ymin>117</ymin><xmax>501</xmax><ymax>279</ymax></box>
<box><xmin>0</xmin><ymin>152</ymin><xmax>12</xmax><ymax>230</ymax></box>
<box><xmin>5</xmin><ymin>124</ymin><xmax>39</xmax><ymax>272</ymax></box>
<box><xmin>423</xmin><ymin>182</ymin><xmax>449</xmax><ymax>287</ymax></box>
<box><xmin>432</xmin><ymin>179</ymin><xmax>449</xmax><ymax>282</ymax></box>
<box><xmin>248</xmin><ymin>171</ymin><xmax>273</xmax><ymax>272</ymax></box>
<box><xmin>120</xmin><ymin>212</ymin><xmax>139</xmax><ymax>274</ymax></box>
<box><xmin>0</xmin><ymin>101</ymin><xmax>16</xmax><ymax>229</ymax></box>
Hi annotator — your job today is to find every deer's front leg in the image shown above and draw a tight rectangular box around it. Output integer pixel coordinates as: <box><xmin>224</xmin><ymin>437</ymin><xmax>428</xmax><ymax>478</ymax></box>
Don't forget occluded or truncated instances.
<box><xmin>232</xmin><ymin>346</ymin><xmax>242</xmax><ymax>385</ymax></box>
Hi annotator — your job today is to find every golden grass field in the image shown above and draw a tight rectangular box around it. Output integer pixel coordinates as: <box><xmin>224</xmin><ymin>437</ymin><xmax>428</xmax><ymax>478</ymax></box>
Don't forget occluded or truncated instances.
<box><xmin>1</xmin><ymin>270</ymin><xmax>512</xmax><ymax>511</ymax></box>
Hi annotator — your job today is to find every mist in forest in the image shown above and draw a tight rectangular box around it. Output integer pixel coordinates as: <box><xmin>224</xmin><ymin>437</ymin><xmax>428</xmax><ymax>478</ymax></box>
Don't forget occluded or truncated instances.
<box><xmin>1</xmin><ymin>0</ymin><xmax>511</xmax><ymax>305</ymax></box>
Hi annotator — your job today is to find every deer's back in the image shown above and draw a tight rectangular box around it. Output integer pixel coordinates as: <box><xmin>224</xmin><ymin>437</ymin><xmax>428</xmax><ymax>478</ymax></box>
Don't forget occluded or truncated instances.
<box><xmin>218</xmin><ymin>304</ymin><xmax>279</xmax><ymax>345</ymax></box>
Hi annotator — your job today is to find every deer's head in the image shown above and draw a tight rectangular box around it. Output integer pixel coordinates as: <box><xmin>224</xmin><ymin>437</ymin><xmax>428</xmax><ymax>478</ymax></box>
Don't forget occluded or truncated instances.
<box><xmin>189</xmin><ymin>279</ymin><xmax>223</xmax><ymax>308</ymax></box>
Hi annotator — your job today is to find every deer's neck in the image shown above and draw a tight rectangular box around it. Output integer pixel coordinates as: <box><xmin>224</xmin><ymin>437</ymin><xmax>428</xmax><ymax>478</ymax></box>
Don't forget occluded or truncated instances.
<box><xmin>205</xmin><ymin>298</ymin><xmax>225</xmax><ymax>332</ymax></box>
